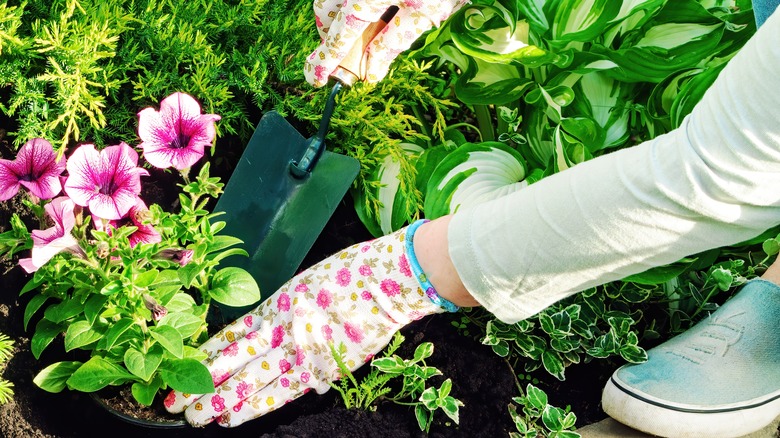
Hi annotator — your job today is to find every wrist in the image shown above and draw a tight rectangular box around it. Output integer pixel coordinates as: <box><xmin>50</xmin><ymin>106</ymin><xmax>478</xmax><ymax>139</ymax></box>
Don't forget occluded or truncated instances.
<box><xmin>412</xmin><ymin>216</ymin><xmax>480</xmax><ymax>307</ymax></box>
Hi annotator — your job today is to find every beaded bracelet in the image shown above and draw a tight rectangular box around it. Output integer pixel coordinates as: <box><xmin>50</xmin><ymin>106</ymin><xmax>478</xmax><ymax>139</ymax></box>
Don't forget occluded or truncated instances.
<box><xmin>405</xmin><ymin>219</ymin><xmax>460</xmax><ymax>313</ymax></box>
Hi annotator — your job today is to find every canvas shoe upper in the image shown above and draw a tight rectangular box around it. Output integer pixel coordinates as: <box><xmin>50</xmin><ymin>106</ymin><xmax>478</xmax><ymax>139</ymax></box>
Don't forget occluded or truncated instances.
<box><xmin>602</xmin><ymin>279</ymin><xmax>780</xmax><ymax>438</ymax></box>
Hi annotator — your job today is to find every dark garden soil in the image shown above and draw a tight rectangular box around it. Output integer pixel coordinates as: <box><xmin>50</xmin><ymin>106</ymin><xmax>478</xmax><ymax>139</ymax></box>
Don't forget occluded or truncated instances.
<box><xmin>0</xmin><ymin>135</ymin><xmax>614</xmax><ymax>437</ymax></box>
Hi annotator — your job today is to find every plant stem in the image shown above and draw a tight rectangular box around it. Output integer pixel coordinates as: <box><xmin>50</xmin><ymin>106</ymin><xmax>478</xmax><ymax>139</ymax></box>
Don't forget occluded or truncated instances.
<box><xmin>473</xmin><ymin>105</ymin><xmax>495</xmax><ymax>142</ymax></box>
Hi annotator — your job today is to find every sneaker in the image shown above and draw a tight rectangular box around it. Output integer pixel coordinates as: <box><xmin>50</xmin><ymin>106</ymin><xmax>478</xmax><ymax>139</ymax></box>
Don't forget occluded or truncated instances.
<box><xmin>602</xmin><ymin>279</ymin><xmax>780</xmax><ymax>438</ymax></box>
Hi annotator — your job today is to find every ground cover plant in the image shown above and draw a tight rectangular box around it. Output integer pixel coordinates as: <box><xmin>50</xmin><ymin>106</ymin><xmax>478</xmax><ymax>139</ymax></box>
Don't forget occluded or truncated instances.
<box><xmin>0</xmin><ymin>0</ymin><xmax>777</xmax><ymax>436</ymax></box>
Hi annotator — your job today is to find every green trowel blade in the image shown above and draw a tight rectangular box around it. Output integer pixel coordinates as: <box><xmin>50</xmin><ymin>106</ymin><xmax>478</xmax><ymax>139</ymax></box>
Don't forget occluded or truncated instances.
<box><xmin>209</xmin><ymin>110</ymin><xmax>359</xmax><ymax>324</ymax></box>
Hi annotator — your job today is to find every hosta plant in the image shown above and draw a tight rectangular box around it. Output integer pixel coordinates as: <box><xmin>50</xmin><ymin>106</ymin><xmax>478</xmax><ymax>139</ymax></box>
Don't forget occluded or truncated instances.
<box><xmin>0</xmin><ymin>92</ymin><xmax>261</xmax><ymax>406</ymax></box>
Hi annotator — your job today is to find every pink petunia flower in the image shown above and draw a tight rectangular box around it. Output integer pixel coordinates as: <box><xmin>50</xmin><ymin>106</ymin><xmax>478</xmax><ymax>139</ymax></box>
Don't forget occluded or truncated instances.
<box><xmin>277</xmin><ymin>292</ymin><xmax>291</xmax><ymax>312</ymax></box>
<box><xmin>142</xmin><ymin>293</ymin><xmax>168</xmax><ymax>321</ymax></box>
<box><xmin>64</xmin><ymin>143</ymin><xmax>148</xmax><ymax>221</ymax></box>
<box><xmin>18</xmin><ymin>196</ymin><xmax>83</xmax><ymax>273</ymax></box>
<box><xmin>335</xmin><ymin>268</ymin><xmax>351</xmax><ymax>286</ymax></box>
<box><xmin>153</xmin><ymin>248</ymin><xmax>193</xmax><ymax>266</ymax></box>
<box><xmin>343</xmin><ymin>322</ymin><xmax>364</xmax><ymax>344</ymax></box>
<box><xmin>380</xmin><ymin>279</ymin><xmax>401</xmax><ymax>297</ymax></box>
<box><xmin>316</xmin><ymin>289</ymin><xmax>332</xmax><ymax>309</ymax></box>
<box><xmin>94</xmin><ymin>199</ymin><xmax>161</xmax><ymax>247</ymax></box>
<box><xmin>0</xmin><ymin>138</ymin><xmax>66</xmax><ymax>201</ymax></box>
<box><xmin>137</xmin><ymin>92</ymin><xmax>221</xmax><ymax>170</ymax></box>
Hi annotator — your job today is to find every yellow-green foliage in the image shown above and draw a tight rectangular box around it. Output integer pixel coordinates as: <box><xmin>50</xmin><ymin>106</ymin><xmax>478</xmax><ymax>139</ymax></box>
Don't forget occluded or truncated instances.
<box><xmin>0</xmin><ymin>0</ymin><xmax>318</xmax><ymax>153</ymax></box>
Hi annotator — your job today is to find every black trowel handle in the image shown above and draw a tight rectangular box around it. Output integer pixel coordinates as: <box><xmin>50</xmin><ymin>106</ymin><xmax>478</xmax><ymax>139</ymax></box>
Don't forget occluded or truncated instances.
<box><xmin>330</xmin><ymin>6</ymin><xmax>400</xmax><ymax>86</ymax></box>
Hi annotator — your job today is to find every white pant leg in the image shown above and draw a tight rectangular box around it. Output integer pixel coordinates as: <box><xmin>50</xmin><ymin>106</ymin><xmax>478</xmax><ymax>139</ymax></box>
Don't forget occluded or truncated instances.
<box><xmin>449</xmin><ymin>10</ymin><xmax>780</xmax><ymax>323</ymax></box>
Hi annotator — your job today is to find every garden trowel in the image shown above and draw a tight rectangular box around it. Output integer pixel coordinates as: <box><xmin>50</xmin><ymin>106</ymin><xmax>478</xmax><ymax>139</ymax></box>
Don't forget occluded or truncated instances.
<box><xmin>209</xmin><ymin>8</ymin><xmax>398</xmax><ymax>324</ymax></box>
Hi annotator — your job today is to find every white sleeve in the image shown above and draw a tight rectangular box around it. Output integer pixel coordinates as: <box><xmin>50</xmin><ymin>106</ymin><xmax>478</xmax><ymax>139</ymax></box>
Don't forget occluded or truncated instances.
<box><xmin>448</xmin><ymin>10</ymin><xmax>780</xmax><ymax>323</ymax></box>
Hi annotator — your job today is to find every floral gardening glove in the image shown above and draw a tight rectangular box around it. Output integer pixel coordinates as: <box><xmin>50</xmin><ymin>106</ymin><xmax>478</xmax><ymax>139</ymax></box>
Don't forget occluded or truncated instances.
<box><xmin>164</xmin><ymin>220</ymin><xmax>458</xmax><ymax>427</ymax></box>
<box><xmin>304</xmin><ymin>0</ymin><xmax>469</xmax><ymax>87</ymax></box>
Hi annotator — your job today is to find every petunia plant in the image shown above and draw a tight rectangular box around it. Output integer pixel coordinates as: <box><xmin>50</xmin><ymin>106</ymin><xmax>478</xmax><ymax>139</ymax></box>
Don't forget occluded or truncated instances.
<box><xmin>0</xmin><ymin>92</ymin><xmax>261</xmax><ymax>407</ymax></box>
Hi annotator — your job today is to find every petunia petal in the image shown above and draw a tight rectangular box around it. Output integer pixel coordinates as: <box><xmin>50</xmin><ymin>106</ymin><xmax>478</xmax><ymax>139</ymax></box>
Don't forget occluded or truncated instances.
<box><xmin>0</xmin><ymin>160</ymin><xmax>21</xmax><ymax>201</ymax></box>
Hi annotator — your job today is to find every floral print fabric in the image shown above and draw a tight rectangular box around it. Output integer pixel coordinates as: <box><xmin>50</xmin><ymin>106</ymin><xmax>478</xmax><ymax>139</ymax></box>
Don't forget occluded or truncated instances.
<box><xmin>165</xmin><ymin>226</ymin><xmax>444</xmax><ymax>427</ymax></box>
<box><xmin>304</xmin><ymin>0</ymin><xmax>468</xmax><ymax>87</ymax></box>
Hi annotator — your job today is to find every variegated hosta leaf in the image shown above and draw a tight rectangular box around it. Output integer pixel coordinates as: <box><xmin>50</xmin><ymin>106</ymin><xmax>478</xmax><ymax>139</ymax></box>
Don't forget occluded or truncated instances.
<box><xmin>602</xmin><ymin>0</ymin><xmax>667</xmax><ymax>47</ymax></box>
<box><xmin>455</xmin><ymin>58</ymin><xmax>534</xmax><ymax>105</ymax></box>
<box><xmin>355</xmin><ymin>143</ymin><xmax>424</xmax><ymax>237</ymax></box>
<box><xmin>551</xmin><ymin>0</ymin><xmax>622</xmax><ymax>43</ymax></box>
<box><xmin>450</xmin><ymin>4</ymin><xmax>559</xmax><ymax>67</ymax></box>
<box><xmin>424</xmin><ymin>142</ymin><xmax>527</xmax><ymax>219</ymax></box>
<box><xmin>569</xmin><ymin>71</ymin><xmax>632</xmax><ymax>150</ymax></box>
<box><xmin>597</xmin><ymin>1</ymin><xmax>725</xmax><ymax>83</ymax></box>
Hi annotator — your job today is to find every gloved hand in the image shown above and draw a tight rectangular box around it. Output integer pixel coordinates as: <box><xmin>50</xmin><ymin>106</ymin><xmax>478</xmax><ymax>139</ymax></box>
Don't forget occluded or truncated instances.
<box><xmin>304</xmin><ymin>0</ymin><xmax>468</xmax><ymax>87</ymax></box>
<box><xmin>164</xmin><ymin>220</ymin><xmax>458</xmax><ymax>427</ymax></box>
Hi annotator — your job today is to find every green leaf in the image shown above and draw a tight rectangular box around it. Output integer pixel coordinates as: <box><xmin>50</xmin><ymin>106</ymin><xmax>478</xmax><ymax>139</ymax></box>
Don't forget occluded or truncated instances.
<box><xmin>31</xmin><ymin>319</ymin><xmax>64</xmax><ymax>359</ymax></box>
<box><xmin>158</xmin><ymin>312</ymin><xmax>204</xmax><ymax>339</ymax></box>
<box><xmin>165</xmin><ymin>293</ymin><xmax>197</xmax><ymax>312</ymax></box>
<box><xmin>178</xmin><ymin>263</ymin><xmax>203</xmax><ymax>288</ymax></box>
<box><xmin>552</xmin><ymin>0</ymin><xmax>621</xmax><ymax>42</ymax></box>
<box><xmin>525</xmin><ymin>384</ymin><xmax>548</xmax><ymax>410</ymax></box>
<box><xmin>33</xmin><ymin>361</ymin><xmax>82</xmax><ymax>393</ymax></box>
<box><xmin>208</xmin><ymin>267</ymin><xmax>261</xmax><ymax>307</ymax></box>
<box><xmin>415</xmin><ymin>404</ymin><xmax>432</xmax><ymax>432</ymax></box>
<box><xmin>24</xmin><ymin>294</ymin><xmax>48</xmax><ymax>331</ymax></box>
<box><xmin>66</xmin><ymin>357</ymin><xmax>136</xmax><ymax>392</ymax></box>
<box><xmin>420</xmin><ymin>386</ymin><xmax>438</xmax><ymax>410</ymax></box>
<box><xmin>131</xmin><ymin>377</ymin><xmax>163</xmax><ymax>406</ymax></box>
<box><xmin>541</xmin><ymin>405</ymin><xmax>563</xmax><ymax>431</ymax></box>
<box><xmin>413</xmin><ymin>342</ymin><xmax>434</xmax><ymax>362</ymax></box>
<box><xmin>182</xmin><ymin>345</ymin><xmax>209</xmax><ymax>362</ymax></box>
<box><xmin>541</xmin><ymin>350</ymin><xmax>566</xmax><ymax>380</ymax></box>
<box><xmin>44</xmin><ymin>299</ymin><xmax>84</xmax><ymax>323</ymax></box>
<box><xmin>354</xmin><ymin>143</ymin><xmax>424</xmax><ymax>236</ymax></box>
<box><xmin>150</xmin><ymin>325</ymin><xmax>183</xmax><ymax>359</ymax></box>
<box><xmin>159</xmin><ymin>359</ymin><xmax>214</xmax><ymax>394</ymax></box>
<box><xmin>100</xmin><ymin>280</ymin><xmax>124</xmax><ymax>296</ymax></box>
<box><xmin>83</xmin><ymin>294</ymin><xmax>109</xmax><ymax>326</ymax></box>
<box><xmin>441</xmin><ymin>396</ymin><xmax>462</xmax><ymax>424</ymax></box>
<box><xmin>371</xmin><ymin>357</ymin><xmax>406</xmax><ymax>375</ymax></box>
<box><xmin>64</xmin><ymin>320</ymin><xmax>103</xmax><ymax>352</ymax></box>
<box><xmin>124</xmin><ymin>344</ymin><xmax>163</xmax><ymax>381</ymax></box>
<box><xmin>206</xmin><ymin>235</ymin><xmax>244</xmax><ymax>254</ymax></box>
<box><xmin>135</xmin><ymin>269</ymin><xmax>159</xmax><ymax>288</ymax></box>
<box><xmin>620</xmin><ymin>344</ymin><xmax>648</xmax><ymax>363</ymax></box>
<box><xmin>100</xmin><ymin>318</ymin><xmax>135</xmax><ymax>353</ymax></box>
<box><xmin>763</xmin><ymin>239</ymin><xmax>780</xmax><ymax>256</ymax></box>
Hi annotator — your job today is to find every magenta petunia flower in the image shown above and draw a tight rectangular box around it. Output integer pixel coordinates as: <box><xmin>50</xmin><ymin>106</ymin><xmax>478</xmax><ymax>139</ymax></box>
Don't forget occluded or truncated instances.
<box><xmin>18</xmin><ymin>196</ymin><xmax>82</xmax><ymax>273</ymax></box>
<box><xmin>94</xmin><ymin>199</ymin><xmax>161</xmax><ymax>247</ymax></box>
<box><xmin>0</xmin><ymin>138</ymin><xmax>66</xmax><ymax>201</ymax></box>
<box><xmin>137</xmin><ymin>92</ymin><xmax>221</xmax><ymax>170</ymax></box>
<box><xmin>64</xmin><ymin>143</ymin><xmax>148</xmax><ymax>221</ymax></box>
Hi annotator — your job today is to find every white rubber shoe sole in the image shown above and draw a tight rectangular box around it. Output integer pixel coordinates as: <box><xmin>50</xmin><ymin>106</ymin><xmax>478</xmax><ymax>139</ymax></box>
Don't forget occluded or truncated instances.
<box><xmin>602</xmin><ymin>374</ymin><xmax>780</xmax><ymax>438</ymax></box>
